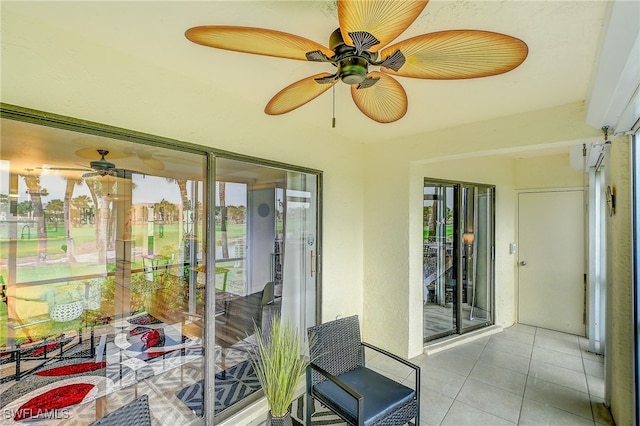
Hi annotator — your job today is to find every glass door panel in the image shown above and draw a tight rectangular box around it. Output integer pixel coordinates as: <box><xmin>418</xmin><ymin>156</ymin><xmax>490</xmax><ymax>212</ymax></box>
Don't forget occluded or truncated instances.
<box><xmin>212</xmin><ymin>158</ymin><xmax>319</xmax><ymax>418</ymax></box>
<box><xmin>423</xmin><ymin>182</ymin><xmax>458</xmax><ymax>340</ymax></box>
<box><xmin>1</xmin><ymin>113</ymin><xmax>208</xmax><ymax>424</ymax></box>
<box><xmin>461</xmin><ymin>185</ymin><xmax>494</xmax><ymax>330</ymax></box>
<box><xmin>281</xmin><ymin>172</ymin><xmax>317</xmax><ymax>341</ymax></box>
<box><xmin>424</xmin><ymin>179</ymin><xmax>494</xmax><ymax>342</ymax></box>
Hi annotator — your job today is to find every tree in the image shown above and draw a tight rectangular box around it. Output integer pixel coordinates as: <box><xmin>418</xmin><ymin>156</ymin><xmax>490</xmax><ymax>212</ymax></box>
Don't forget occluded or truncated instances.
<box><xmin>45</xmin><ymin>199</ymin><xmax>64</xmax><ymax>226</ymax></box>
<box><xmin>219</xmin><ymin>182</ymin><xmax>229</xmax><ymax>258</ymax></box>
<box><xmin>154</xmin><ymin>199</ymin><xmax>178</xmax><ymax>225</ymax></box>
<box><xmin>72</xmin><ymin>195</ymin><xmax>92</xmax><ymax>225</ymax></box>
<box><xmin>22</xmin><ymin>173</ymin><xmax>48</xmax><ymax>262</ymax></box>
<box><xmin>62</xmin><ymin>179</ymin><xmax>81</xmax><ymax>262</ymax></box>
<box><xmin>227</xmin><ymin>205</ymin><xmax>246</xmax><ymax>224</ymax></box>
<box><xmin>17</xmin><ymin>200</ymin><xmax>33</xmax><ymax>218</ymax></box>
<box><xmin>166</xmin><ymin>178</ymin><xmax>190</xmax><ymax>242</ymax></box>
<box><xmin>428</xmin><ymin>201</ymin><xmax>438</xmax><ymax>243</ymax></box>
<box><xmin>0</xmin><ymin>194</ymin><xmax>9</xmax><ymax>219</ymax></box>
<box><xmin>85</xmin><ymin>176</ymin><xmax>113</xmax><ymax>264</ymax></box>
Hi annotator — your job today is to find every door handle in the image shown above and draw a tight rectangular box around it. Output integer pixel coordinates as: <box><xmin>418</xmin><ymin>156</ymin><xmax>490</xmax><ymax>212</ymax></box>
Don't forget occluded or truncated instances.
<box><xmin>519</xmin><ymin>261</ymin><xmax>527</xmax><ymax>266</ymax></box>
<box><xmin>310</xmin><ymin>250</ymin><xmax>316</xmax><ymax>278</ymax></box>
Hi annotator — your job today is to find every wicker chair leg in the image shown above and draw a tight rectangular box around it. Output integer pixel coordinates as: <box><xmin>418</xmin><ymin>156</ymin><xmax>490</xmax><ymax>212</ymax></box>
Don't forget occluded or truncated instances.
<box><xmin>305</xmin><ymin>393</ymin><xmax>314</xmax><ymax>425</ymax></box>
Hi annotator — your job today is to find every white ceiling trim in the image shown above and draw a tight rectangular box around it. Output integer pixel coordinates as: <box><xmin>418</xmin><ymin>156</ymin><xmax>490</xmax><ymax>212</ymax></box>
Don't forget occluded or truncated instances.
<box><xmin>586</xmin><ymin>0</ymin><xmax>640</xmax><ymax>134</ymax></box>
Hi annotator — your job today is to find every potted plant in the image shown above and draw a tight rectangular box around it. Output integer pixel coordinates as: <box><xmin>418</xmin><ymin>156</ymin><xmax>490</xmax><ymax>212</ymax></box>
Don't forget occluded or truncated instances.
<box><xmin>250</xmin><ymin>314</ymin><xmax>311</xmax><ymax>426</ymax></box>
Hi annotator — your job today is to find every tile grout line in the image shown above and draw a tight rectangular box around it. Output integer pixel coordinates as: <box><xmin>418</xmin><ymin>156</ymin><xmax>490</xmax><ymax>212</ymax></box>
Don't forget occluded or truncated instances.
<box><xmin>516</xmin><ymin>326</ymin><xmax>537</xmax><ymax>425</ymax></box>
<box><xmin>580</xmin><ymin>337</ymin><xmax>598</xmax><ymax>425</ymax></box>
<box><xmin>435</xmin><ymin>339</ymin><xmax>487</xmax><ymax>426</ymax></box>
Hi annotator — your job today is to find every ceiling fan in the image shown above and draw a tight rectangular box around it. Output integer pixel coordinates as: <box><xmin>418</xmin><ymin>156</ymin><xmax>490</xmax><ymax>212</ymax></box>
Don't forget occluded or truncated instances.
<box><xmin>185</xmin><ymin>0</ymin><xmax>528</xmax><ymax>123</ymax></box>
<box><xmin>76</xmin><ymin>146</ymin><xmax>165</xmax><ymax>171</ymax></box>
<box><xmin>39</xmin><ymin>150</ymin><xmax>136</xmax><ymax>178</ymax></box>
<box><xmin>81</xmin><ymin>149</ymin><xmax>119</xmax><ymax>178</ymax></box>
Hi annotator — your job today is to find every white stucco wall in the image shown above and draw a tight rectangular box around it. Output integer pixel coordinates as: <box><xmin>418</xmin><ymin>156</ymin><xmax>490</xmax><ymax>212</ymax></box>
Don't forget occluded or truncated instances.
<box><xmin>605</xmin><ymin>136</ymin><xmax>633</xmax><ymax>425</ymax></box>
<box><xmin>515</xmin><ymin>153</ymin><xmax>584</xmax><ymax>190</ymax></box>
<box><xmin>363</xmin><ymin>103</ymin><xmax>601</xmax><ymax>358</ymax></box>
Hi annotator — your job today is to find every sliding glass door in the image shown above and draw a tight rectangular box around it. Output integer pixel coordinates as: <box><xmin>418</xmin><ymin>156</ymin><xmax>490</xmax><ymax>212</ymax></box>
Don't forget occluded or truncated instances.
<box><xmin>211</xmin><ymin>158</ymin><xmax>319</xmax><ymax>420</ymax></box>
<box><xmin>0</xmin><ymin>106</ymin><xmax>321</xmax><ymax>424</ymax></box>
<box><xmin>423</xmin><ymin>179</ymin><xmax>494</xmax><ymax>342</ymax></box>
<box><xmin>0</xmin><ymin>113</ymin><xmax>209</xmax><ymax>424</ymax></box>
<box><xmin>423</xmin><ymin>183</ymin><xmax>458</xmax><ymax>338</ymax></box>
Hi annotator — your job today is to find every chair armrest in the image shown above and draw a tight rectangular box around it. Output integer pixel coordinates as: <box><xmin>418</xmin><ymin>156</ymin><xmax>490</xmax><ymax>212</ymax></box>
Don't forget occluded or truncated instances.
<box><xmin>307</xmin><ymin>363</ymin><xmax>363</xmax><ymax>402</ymax></box>
<box><xmin>361</xmin><ymin>341</ymin><xmax>421</xmax><ymax>390</ymax></box>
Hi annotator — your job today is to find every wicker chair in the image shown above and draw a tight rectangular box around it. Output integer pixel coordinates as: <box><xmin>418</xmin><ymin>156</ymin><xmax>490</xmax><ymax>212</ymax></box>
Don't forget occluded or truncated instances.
<box><xmin>90</xmin><ymin>394</ymin><xmax>151</xmax><ymax>426</ymax></box>
<box><xmin>306</xmin><ymin>315</ymin><xmax>420</xmax><ymax>425</ymax></box>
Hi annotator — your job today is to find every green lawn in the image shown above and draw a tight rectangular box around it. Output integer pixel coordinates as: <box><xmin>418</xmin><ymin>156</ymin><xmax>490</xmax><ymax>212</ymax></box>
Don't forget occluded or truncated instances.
<box><xmin>423</xmin><ymin>225</ymin><xmax>454</xmax><ymax>240</ymax></box>
<box><xmin>1</xmin><ymin>220</ymin><xmax>249</xmax><ymax>346</ymax></box>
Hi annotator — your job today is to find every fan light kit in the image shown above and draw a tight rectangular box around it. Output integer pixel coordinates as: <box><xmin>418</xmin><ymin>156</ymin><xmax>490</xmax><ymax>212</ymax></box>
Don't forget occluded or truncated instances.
<box><xmin>186</xmin><ymin>0</ymin><xmax>528</xmax><ymax>124</ymax></box>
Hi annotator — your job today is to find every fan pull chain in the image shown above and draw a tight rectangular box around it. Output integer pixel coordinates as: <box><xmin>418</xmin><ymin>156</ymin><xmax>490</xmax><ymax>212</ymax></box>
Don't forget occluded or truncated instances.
<box><xmin>332</xmin><ymin>85</ymin><xmax>336</xmax><ymax>128</ymax></box>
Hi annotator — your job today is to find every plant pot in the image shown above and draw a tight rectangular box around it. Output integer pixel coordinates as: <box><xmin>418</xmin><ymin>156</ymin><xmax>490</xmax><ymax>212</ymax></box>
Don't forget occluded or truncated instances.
<box><xmin>267</xmin><ymin>410</ymin><xmax>292</xmax><ymax>426</ymax></box>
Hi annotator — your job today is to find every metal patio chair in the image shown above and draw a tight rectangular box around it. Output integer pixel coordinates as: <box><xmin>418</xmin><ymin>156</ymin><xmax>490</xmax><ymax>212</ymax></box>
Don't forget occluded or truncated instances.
<box><xmin>306</xmin><ymin>315</ymin><xmax>420</xmax><ymax>425</ymax></box>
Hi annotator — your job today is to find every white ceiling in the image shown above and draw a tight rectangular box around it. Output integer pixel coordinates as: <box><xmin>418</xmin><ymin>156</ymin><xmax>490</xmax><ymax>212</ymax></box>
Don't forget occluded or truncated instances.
<box><xmin>2</xmin><ymin>0</ymin><xmax>611</xmax><ymax>144</ymax></box>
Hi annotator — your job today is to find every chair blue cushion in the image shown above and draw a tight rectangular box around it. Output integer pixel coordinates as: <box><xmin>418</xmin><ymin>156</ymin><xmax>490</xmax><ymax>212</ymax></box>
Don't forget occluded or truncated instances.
<box><xmin>313</xmin><ymin>367</ymin><xmax>416</xmax><ymax>426</ymax></box>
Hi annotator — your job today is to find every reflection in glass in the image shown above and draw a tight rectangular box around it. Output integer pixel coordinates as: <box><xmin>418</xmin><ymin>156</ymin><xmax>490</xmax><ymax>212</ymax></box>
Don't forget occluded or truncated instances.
<box><xmin>0</xmin><ymin>113</ymin><xmax>320</xmax><ymax>423</ymax></box>
<box><xmin>1</xmin><ymin>116</ymin><xmax>207</xmax><ymax>424</ymax></box>
<box><xmin>423</xmin><ymin>179</ymin><xmax>494</xmax><ymax>342</ymax></box>
<box><xmin>422</xmin><ymin>183</ymin><xmax>457</xmax><ymax>340</ymax></box>
<box><xmin>211</xmin><ymin>159</ymin><xmax>318</xmax><ymax>418</ymax></box>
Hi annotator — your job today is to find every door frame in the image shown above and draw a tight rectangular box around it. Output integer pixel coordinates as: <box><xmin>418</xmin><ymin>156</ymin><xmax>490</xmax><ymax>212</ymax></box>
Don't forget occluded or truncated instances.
<box><xmin>423</xmin><ymin>178</ymin><xmax>496</xmax><ymax>343</ymax></box>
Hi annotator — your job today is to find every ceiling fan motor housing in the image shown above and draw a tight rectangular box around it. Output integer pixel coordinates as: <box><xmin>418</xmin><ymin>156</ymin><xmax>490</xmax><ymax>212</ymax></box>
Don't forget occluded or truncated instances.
<box><xmin>339</xmin><ymin>57</ymin><xmax>368</xmax><ymax>84</ymax></box>
<box><xmin>90</xmin><ymin>159</ymin><xmax>115</xmax><ymax>171</ymax></box>
<box><xmin>90</xmin><ymin>150</ymin><xmax>115</xmax><ymax>171</ymax></box>
<box><xmin>330</xmin><ymin>28</ymin><xmax>374</xmax><ymax>85</ymax></box>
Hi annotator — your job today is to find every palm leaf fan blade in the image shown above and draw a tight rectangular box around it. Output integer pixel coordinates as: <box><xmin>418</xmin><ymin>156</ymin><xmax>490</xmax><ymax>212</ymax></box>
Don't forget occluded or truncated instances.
<box><xmin>265</xmin><ymin>73</ymin><xmax>337</xmax><ymax>115</ymax></box>
<box><xmin>75</xmin><ymin>147</ymin><xmax>129</xmax><ymax>160</ymax></box>
<box><xmin>380</xmin><ymin>30</ymin><xmax>528</xmax><ymax>79</ymax></box>
<box><xmin>185</xmin><ymin>26</ymin><xmax>333</xmax><ymax>61</ymax></box>
<box><xmin>351</xmin><ymin>71</ymin><xmax>407</xmax><ymax>123</ymax></box>
<box><xmin>142</xmin><ymin>157</ymin><xmax>165</xmax><ymax>170</ymax></box>
<box><xmin>338</xmin><ymin>0</ymin><xmax>429</xmax><ymax>52</ymax></box>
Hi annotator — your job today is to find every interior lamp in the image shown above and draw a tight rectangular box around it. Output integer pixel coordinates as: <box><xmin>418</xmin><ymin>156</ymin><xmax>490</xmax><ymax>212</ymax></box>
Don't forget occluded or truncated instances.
<box><xmin>463</xmin><ymin>233</ymin><xmax>475</xmax><ymax>245</ymax></box>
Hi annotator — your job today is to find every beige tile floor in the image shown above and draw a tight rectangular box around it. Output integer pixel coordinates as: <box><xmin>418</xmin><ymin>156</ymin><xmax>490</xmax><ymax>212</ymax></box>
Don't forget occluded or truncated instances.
<box><xmin>378</xmin><ymin>324</ymin><xmax>614</xmax><ymax>426</ymax></box>
<box><xmin>5</xmin><ymin>323</ymin><xmax>612</xmax><ymax>425</ymax></box>
<box><xmin>245</xmin><ymin>323</ymin><xmax>614</xmax><ymax>426</ymax></box>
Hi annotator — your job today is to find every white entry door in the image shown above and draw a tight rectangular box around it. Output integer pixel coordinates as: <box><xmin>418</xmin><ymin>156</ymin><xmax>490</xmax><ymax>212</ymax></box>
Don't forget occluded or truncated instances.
<box><xmin>518</xmin><ymin>190</ymin><xmax>585</xmax><ymax>335</ymax></box>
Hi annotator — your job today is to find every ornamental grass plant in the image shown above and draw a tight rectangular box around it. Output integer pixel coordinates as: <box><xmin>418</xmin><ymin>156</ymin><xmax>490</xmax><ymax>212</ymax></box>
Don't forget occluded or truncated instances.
<box><xmin>250</xmin><ymin>314</ymin><xmax>311</xmax><ymax>418</ymax></box>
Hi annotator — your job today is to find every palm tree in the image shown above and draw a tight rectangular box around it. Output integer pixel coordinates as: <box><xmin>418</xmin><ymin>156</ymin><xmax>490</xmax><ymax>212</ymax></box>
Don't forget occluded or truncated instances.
<box><xmin>62</xmin><ymin>178</ymin><xmax>82</xmax><ymax>261</ymax></box>
<box><xmin>165</xmin><ymin>177</ymin><xmax>189</xmax><ymax>232</ymax></box>
<box><xmin>45</xmin><ymin>199</ymin><xmax>64</xmax><ymax>226</ymax></box>
<box><xmin>22</xmin><ymin>172</ymin><xmax>47</xmax><ymax>262</ymax></box>
<box><xmin>219</xmin><ymin>182</ymin><xmax>229</xmax><ymax>258</ymax></box>
<box><xmin>85</xmin><ymin>176</ymin><xmax>113</xmax><ymax>265</ymax></box>
<box><xmin>72</xmin><ymin>194</ymin><xmax>92</xmax><ymax>225</ymax></box>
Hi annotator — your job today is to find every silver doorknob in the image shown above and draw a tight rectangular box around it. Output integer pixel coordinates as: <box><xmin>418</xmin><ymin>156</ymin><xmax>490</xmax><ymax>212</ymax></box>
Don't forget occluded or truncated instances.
<box><xmin>519</xmin><ymin>261</ymin><xmax>527</xmax><ymax>266</ymax></box>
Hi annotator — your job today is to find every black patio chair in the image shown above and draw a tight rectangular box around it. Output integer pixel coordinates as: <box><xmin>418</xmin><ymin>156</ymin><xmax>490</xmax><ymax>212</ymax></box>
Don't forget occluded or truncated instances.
<box><xmin>306</xmin><ymin>315</ymin><xmax>420</xmax><ymax>425</ymax></box>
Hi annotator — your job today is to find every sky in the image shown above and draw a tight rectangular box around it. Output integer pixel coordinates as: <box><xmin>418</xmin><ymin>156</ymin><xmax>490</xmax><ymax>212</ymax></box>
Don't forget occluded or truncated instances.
<box><xmin>0</xmin><ymin>165</ymin><xmax>247</xmax><ymax>207</ymax></box>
